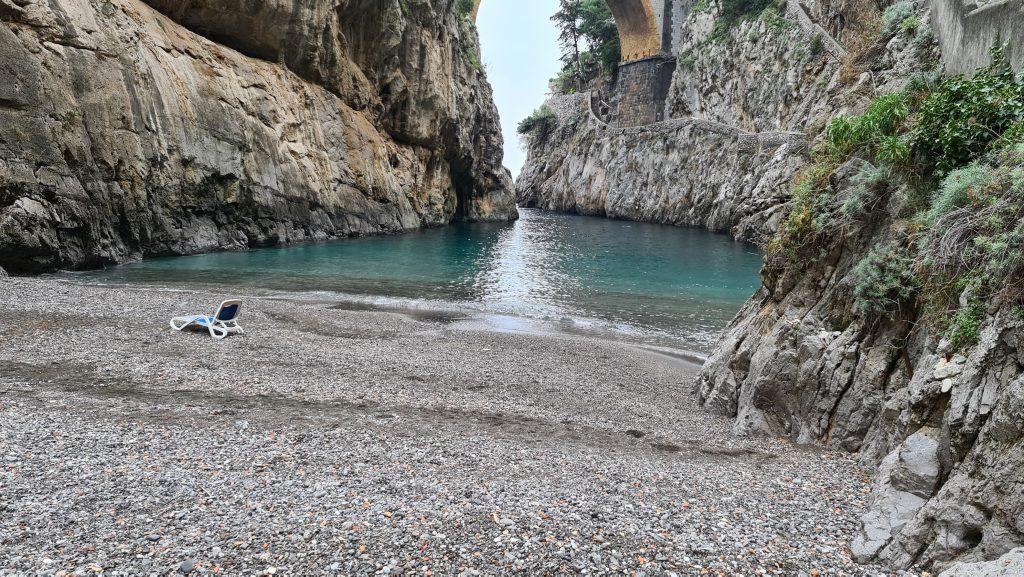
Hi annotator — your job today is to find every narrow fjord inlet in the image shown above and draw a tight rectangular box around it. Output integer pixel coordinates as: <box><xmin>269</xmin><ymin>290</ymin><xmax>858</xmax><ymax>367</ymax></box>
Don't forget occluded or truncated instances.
<box><xmin>2</xmin><ymin>0</ymin><xmax>1024</xmax><ymax>575</ymax></box>
<box><xmin>74</xmin><ymin>210</ymin><xmax>762</xmax><ymax>351</ymax></box>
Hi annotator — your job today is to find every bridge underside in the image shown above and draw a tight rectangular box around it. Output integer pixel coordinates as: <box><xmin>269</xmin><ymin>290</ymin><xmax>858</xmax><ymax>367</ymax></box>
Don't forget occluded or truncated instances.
<box><xmin>471</xmin><ymin>0</ymin><xmax>663</xmax><ymax>62</ymax></box>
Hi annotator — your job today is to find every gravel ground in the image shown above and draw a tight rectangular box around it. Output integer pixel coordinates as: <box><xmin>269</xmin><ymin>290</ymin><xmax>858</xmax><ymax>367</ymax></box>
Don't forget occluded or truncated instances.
<box><xmin>0</xmin><ymin>278</ymin><xmax>919</xmax><ymax>576</ymax></box>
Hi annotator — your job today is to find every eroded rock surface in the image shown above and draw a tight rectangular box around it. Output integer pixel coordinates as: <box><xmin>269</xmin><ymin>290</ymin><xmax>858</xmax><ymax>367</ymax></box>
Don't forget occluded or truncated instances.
<box><xmin>697</xmin><ymin>155</ymin><xmax>1024</xmax><ymax>570</ymax></box>
<box><xmin>0</xmin><ymin>0</ymin><xmax>516</xmax><ymax>273</ymax></box>
<box><xmin>939</xmin><ymin>548</ymin><xmax>1024</xmax><ymax>577</ymax></box>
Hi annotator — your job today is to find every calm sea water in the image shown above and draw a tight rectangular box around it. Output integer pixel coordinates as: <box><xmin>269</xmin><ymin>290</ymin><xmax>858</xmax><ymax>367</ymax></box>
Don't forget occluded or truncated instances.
<box><xmin>66</xmin><ymin>209</ymin><xmax>762</xmax><ymax>352</ymax></box>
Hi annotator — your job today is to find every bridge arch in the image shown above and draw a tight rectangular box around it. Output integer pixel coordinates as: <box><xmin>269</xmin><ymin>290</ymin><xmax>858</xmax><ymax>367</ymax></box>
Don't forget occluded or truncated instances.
<box><xmin>471</xmin><ymin>0</ymin><xmax>664</xmax><ymax>62</ymax></box>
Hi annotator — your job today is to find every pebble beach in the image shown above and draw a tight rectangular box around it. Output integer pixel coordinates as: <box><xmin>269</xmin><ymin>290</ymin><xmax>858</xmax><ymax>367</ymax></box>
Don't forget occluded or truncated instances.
<box><xmin>0</xmin><ymin>278</ymin><xmax>909</xmax><ymax>576</ymax></box>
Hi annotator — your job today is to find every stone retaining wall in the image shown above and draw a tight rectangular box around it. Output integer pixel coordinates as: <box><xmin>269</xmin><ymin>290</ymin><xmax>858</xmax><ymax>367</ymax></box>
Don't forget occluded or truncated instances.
<box><xmin>614</xmin><ymin>56</ymin><xmax>677</xmax><ymax>126</ymax></box>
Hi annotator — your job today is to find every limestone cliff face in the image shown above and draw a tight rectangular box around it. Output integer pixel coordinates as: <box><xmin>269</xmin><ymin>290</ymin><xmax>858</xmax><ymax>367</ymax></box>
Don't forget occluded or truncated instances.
<box><xmin>688</xmin><ymin>2</ymin><xmax>1024</xmax><ymax>572</ymax></box>
<box><xmin>0</xmin><ymin>0</ymin><xmax>516</xmax><ymax>274</ymax></box>
<box><xmin>516</xmin><ymin>106</ymin><xmax>803</xmax><ymax>241</ymax></box>
<box><xmin>516</xmin><ymin>2</ymin><xmax>820</xmax><ymax>241</ymax></box>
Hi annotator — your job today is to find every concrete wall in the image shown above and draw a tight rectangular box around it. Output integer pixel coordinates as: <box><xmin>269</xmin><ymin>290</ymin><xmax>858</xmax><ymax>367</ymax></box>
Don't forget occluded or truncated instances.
<box><xmin>929</xmin><ymin>0</ymin><xmax>1024</xmax><ymax>74</ymax></box>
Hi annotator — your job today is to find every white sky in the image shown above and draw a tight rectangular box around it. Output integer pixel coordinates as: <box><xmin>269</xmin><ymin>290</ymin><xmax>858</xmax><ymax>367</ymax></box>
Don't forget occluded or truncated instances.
<box><xmin>476</xmin><ymin>0</ymin><xmax>562</xmax><ymax>180</ymax></box>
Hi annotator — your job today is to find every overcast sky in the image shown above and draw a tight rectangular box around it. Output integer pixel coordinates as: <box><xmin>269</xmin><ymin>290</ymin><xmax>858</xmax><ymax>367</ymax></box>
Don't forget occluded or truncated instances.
<box><xmin>476</xmin><ymin>0</ymin><xmax>562</xmax><ymax>180</ymax></box>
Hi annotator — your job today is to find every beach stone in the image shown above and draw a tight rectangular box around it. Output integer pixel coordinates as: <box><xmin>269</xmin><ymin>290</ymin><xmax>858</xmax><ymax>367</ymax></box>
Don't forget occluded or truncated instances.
<box><xmin>0</xmin><ymin>278</ymin><xmax>902</xmax><ymax>576</ymax></box>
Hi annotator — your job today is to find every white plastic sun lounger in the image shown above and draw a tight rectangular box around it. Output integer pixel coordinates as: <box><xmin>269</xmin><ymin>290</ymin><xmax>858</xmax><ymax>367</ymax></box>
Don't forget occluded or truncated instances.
<box><xmin>170</xmin><ymin>299</ymin><xmax>244</xmax><ymax>340</ymax></box>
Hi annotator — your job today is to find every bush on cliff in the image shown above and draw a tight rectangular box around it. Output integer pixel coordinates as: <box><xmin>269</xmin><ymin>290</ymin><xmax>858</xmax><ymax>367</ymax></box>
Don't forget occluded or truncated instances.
<box><xmin>768</xmin><ymin>45</ymin><xmax>1024</xmax><ymax>340</ymax></box>
<box><xmin>851</xmin><ymin>243</ymin><xmax>919</xmax><ymax>318</ymax></box>
<box><xmin>456</xmin><ymin>0</ymin><xmax>474</xmax><ymax>18</ymax></box>
<box><xmin>910</xmin><ymin>45</ymin><xmax>1024</xmax><ymax>176</ymax></box>
<box><xmin>823</xmin><ymin>93</ymin><xmax>911</xmax><ymax>160</ymax></box>
<box><xmin>518</xmin><ymin>106</ymin><xmax>557</xmax><ymax>135</ymax></box>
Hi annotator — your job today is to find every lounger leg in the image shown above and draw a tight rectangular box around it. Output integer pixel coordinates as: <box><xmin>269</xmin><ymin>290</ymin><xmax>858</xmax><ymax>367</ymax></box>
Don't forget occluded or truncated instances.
<box><xmin>209</xmin><ymin>323</ymin><xmax>228</xmax><ymax>339</ymax></box>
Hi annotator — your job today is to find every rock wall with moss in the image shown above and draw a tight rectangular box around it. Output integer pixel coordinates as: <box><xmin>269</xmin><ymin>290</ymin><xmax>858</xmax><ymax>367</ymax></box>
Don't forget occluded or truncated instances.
<box><xmin>0</xmin><ymin>0</ymin><xmax>517</xmax><ymax>274</ymax></box>
<box><xmin>697</xmin><ymin>45</ymin><xmax>1024</xmax><ymax>571</ymax></box>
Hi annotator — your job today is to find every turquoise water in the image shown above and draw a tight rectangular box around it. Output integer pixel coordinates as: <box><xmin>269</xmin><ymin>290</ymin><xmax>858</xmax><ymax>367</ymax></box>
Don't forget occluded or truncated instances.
<box><xmin>67</xmin><ymin>209</ymin><xmax>762</xmax><ymax>352</ymax></box>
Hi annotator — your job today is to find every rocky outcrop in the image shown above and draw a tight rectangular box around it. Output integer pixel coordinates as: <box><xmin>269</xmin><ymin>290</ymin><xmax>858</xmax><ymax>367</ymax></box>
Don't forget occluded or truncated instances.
<box><xmin>0</xmin><ymin>0</ymin><xmax>516</xmax><ymax>274</ymax></box>
<box><xmin>939</xmin><ymin>548</ymin><xmax>1024</xmax><ymax>576</ymax></box>
<box><xmin>516</xmin><ymin>105</ymin><xmax>803</xmax><ymax>241</ymax></box>
<box><xmin>697</xmin><ymin>148</ymin><xmax>1024</xmax><ymax>571</ymax></box>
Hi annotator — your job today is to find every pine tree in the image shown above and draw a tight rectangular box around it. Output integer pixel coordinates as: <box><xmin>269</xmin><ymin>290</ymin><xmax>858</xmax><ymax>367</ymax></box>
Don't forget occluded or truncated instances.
<box><xmin>551</xmin><ymin>0</ymin><xmax>620</xmax><ymax>93</ymax></box>
<box><xmin>551</xmin><ymin>0</ymin><xmax>585</xmax><ymax>91</ymax></box>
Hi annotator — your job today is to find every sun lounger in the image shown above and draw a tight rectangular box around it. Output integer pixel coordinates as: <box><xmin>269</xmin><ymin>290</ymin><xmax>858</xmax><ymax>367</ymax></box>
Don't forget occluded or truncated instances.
<box><xmin>170</xmin><ymin>299</ymin><xmax>244</xmax><ymax>339</ymax></box>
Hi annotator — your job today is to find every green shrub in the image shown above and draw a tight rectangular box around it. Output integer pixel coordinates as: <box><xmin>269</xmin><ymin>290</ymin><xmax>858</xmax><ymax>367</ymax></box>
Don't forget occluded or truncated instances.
<box><xmin>720</xmin><ymin>0</ymin><xmax>773</xmax><ymax>23</ymax></box>
<box><xmin>875</xmin><ymin>134</ymin><xmax>912</xmax><ymax>167</ymax></box>
<box><xmin>974</xmin><ymin>218</ymin><xmax>1024</xmax><ymax>281</ymax></box>
<box><xmin>851</xmin><ymin>243</ymin><xmax>919</xmax><ymax>317</ymax></box>
<box><xmin>518</xmin><ymin>105</ymin><xmax>556</xmax><ymax>134</ymax></box>
<box><xmin>912</xmin><ymin>26</ymin><xmax>936</xmax><ymax>60</ymax></box>
<box><xmin>899</xmin><ymin>16</ymin><xmax>919</xmax><ymax>33</ymax></box>
<box><xmin>946</xmin><ymin>299</ymin><xmax>986</xmax><ymax>349</ymax></box>
<box><xmin>862</xmin><ymin>93</ymin><xmax>912</xmax><ymax>137</ymax></box>
<box><xmin>910</xmin><ymin>45</ymin><xmax>1024</xmax><ymax>177</ymax></box>
<box><xmin>881</xmin><ymin>1</ymin><xmax>914</xmax><ymax>35</ymax></box>
<box><xmin>994</xmin><ymin>120</ymin><xmax>1024</xmax><ymax>150</ymax></box>
<box><xmin>456</xmin><ymin>0</ymin><xmax>474</xmax><ymax>18</ymax></box>
<box><xmin>809</xmin><ymin>35</ymin><xmax>824</xmax><ymax>57</ymax></box>
<box><xmin>760</xmin><ymin>6</ymin><xmax>793</xmax><ymax>32</ymax></box>
<box><xmin>904</xmin><ymin>68</ymin><xmax>942</xmax><ymax>95</ymax></box>
<box><xmin>709</xmin><ymin>0</ymin><xmax>773</xmax><ymax>43</ymax></box>
<box><xmin>923</xmin><ymin>163</ymin><xmax>995</xmax><ymax>223</ymax></box>
<box><xmin>464</xmin><ymin>45</ymin><xmax>483</xmax><ymax>71</ymax></box>
<box><xmin>770</xmin><ymin>161</ymin><xmax>838</xmax><ymax>259</ymax></box>
<box><xmin>841</xmin><ymin>163</ymin><xmax>890</xmax><ymax>219</ymax></box>
<box><xmin>823</xmin><ymin>93</ymin><xmax>910</xmax><ymax>159</ymax></box>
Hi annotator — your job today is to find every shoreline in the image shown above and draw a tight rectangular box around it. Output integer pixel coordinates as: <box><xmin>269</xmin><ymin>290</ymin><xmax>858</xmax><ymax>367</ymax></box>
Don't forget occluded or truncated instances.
<box><xmin>40</xmin><ymin>274</ymin><xmax>722</xmax><ymax>358</ymax></box>
<box><xmin>0</xmin><ymin>277</ymin><xmax>900</xmax><ymax>575</ymax></box>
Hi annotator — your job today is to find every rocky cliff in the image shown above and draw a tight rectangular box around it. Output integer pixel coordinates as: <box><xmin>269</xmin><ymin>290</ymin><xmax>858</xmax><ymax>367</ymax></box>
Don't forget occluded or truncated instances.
<box><xmin>698</xmin><ymin>109</ymin><xmax>1024</xmax><ymax>574</ymax></box>
<box><xmin>692</xmin><ymin>7</ymin><xmax>1024</xmax><ymax>574</ymax></box>
<box><xmin>0</xmin><ymin>0</ymin><xmax>516</xmax><ymax>274</ymax></box>
<box><xmin>516</xmin><ymin>0</ymin><xmax>930</xmax><ymax>242</ymax></box>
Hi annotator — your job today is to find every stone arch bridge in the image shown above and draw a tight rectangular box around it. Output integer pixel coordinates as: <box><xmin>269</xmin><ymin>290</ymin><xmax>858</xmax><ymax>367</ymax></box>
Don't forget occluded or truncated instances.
<box><xmin>471</xmin><ymin>0</ymin><xmax>669</xmax><ymax>61</ymax></box>
<box><xmin>472</xmin><ymin>0</ymin><xmax>676</xmax><ymax>126</ymax></box>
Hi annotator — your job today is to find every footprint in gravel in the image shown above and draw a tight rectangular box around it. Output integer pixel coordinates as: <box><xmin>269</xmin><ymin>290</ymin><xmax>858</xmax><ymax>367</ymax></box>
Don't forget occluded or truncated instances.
<box><xmin>651</xmin><ymin>442</ymin><xmax>682</xmax><ymax>453</ymax></box>
<box><xmin>624</xmin><ymin>429</ymin><xmax>647</xmax><ymax>438</ymax></box>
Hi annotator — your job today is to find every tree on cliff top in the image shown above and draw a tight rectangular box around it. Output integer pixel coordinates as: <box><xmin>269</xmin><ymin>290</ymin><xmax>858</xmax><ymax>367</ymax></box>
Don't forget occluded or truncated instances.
<box><xmin>551</xmin><ymin>0</ymin><xmax>620</xmax><ymax>93</ymax></box>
